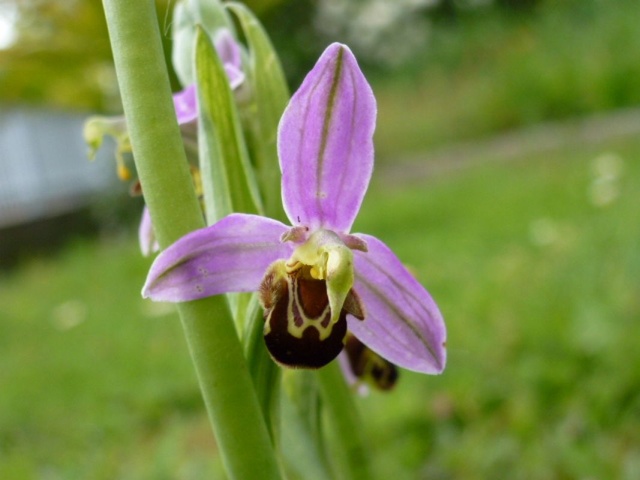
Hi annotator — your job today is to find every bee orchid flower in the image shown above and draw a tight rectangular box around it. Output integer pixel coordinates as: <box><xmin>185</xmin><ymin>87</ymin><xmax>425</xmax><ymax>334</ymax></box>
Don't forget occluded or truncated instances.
<box><xmin>142</xmin><ymin>43</ymin><xmax>446</xmax><ymax>374</ymax></box>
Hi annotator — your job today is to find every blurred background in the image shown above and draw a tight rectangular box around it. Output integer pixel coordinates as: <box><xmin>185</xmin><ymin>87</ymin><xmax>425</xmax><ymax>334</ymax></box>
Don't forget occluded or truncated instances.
<box><xmin>1</xmin><ymin>0</ymin><xmax>639</xmax><ymax>478</ymax></box>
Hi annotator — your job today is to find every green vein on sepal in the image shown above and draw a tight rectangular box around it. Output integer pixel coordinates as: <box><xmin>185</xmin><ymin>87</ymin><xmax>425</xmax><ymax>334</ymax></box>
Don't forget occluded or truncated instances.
<box><xmin>316</xmin><ymin>47</ymin><xmax>344</xmax><ymax>201</ymax></box>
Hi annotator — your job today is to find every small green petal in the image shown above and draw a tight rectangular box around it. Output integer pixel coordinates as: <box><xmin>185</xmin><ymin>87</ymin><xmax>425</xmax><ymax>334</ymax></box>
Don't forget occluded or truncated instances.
<box><xmin>287</xmin><ymin>229</ymin><xmax>354</xmax><ymax>326</ymax></box>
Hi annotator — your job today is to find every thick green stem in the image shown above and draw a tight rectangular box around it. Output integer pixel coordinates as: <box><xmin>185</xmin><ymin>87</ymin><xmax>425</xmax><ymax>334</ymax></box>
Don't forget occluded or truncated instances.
<box><xmin>317</xmin><ymin>363</ymin><xmax>373</xmax><ymax>480</ymax></box>
<box><xmin>101</xmin><ymin>1</ymin><xmax>281</xmax><ymax>478</ymax></box>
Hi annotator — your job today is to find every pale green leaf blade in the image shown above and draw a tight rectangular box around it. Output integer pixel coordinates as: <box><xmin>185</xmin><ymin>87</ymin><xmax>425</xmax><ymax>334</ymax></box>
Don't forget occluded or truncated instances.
<box><xmin>227</xmin><ymin>2</ymin><xmax>290</xmax><ymax>221</ymax></box>
<box><xmin>195</xmin><ymin>27</ymin><xmax>263</xmax><ymax>223</ymax></box>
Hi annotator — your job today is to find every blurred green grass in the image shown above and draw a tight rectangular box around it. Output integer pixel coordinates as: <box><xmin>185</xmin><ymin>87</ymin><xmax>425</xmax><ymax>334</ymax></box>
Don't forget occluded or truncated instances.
<box><xmin>373</xmin><ymin>0</ymin><xmax>640</xmax><ymax>157</ymax></box>
<box><xmin>1</xmin><ymin>133</ymin><xmax>638</xmax><ymax>478</ymax></box>
<box><xmin>360</xmin><ymin>136</ymin><xmax>640</xmax><ymax>479</ymax></box>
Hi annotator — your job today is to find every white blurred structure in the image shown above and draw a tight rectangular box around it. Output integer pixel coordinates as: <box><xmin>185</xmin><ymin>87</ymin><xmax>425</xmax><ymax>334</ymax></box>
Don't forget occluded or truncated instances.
<box><xmin>0</xmin><ymin>3</ymin><xmax>18</xmax><ymax>50</ymax></box>
<box><xmin>314</xmin><ymin>0</ymin><xmax>436</xmax><ymax>66</ymax></box>
<box><xmin>0</xmin><ymin>108</ymin><xmax>116</xmax><ymax>228</ymax></box>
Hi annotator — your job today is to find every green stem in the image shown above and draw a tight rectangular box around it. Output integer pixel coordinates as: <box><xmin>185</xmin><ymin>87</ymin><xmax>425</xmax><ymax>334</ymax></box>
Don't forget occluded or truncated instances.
<box><xmin>317</xmin><ymin>363</ymin><xmax>373</xmax><ymax>480</ymax></box>
<box><xmin>101</xmin><ymin>1</ymin><xmax>281</xmax><ymax>478</ymax></box>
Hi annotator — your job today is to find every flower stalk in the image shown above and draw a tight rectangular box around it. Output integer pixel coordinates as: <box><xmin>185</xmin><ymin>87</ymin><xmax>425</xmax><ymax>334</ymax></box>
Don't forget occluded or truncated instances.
<box><xmin>317</xmin><ymin>362</ymin><xmax>373</xmax><ymax>480</ymax></box>
<box><xmin>101</xmin><ymin>1</ymin><xmax>281</xmax><ymax>478</ymax></box>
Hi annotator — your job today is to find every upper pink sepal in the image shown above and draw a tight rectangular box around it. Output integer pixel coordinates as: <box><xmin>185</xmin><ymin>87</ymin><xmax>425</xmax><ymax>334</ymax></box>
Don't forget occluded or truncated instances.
<box><xmin>278</xmin><ymin>43</ymin><xmax>376</xmax><ymax>233</ymax></box>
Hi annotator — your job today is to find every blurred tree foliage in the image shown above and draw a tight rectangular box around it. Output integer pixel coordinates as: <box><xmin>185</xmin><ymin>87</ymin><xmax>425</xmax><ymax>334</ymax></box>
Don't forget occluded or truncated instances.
<box><xmin>0</xmin><ymin>0</ymin><xmax>116</xmax><ymax>111</ymax></box>
<box><xmin>0</xmin><ymin>0</ymin><xmax>286</xmax><ymax>112</ymax></box>
<box><xmin>1</xmin><ymin>0</ymin><xmax>637</xmax><ymax>123</ymax></box>
<box><xmin>0</xmin><ymin>0</ymin><xmax>536</xmax><ymax>112</ymax></box>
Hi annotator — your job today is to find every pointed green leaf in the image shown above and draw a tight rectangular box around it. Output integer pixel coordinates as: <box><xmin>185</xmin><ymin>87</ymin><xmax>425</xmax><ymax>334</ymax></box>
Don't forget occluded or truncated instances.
<box><xmin>227</xmin><ymin>2</ymin><xmax>290</xmax><ymax>221</ymax></box>
<box><xmin>195</xmin><ymin>27</ymin><xmax>263</xmax><ymax>223</ymax></box>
